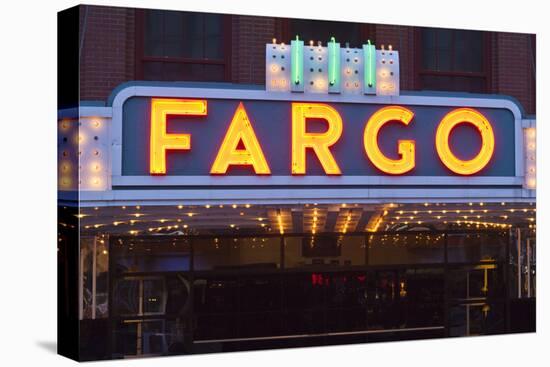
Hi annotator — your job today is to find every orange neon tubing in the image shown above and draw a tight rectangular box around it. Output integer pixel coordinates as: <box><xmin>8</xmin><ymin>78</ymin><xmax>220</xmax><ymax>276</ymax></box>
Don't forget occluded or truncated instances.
<box><xmin>435</xmin><ymin>108</ymin><xmax>495</xmax><ymax>175</ymax></box>
<box><xmin>149</xmin><ymin>98</ymin><xmax>207</xmax><ymax>175</ymax></box>
<box><xmin>291</xmin><ymin>103</ymin><xmax>343</xmax><ymax>175</ymax></box>
<box><xmin>364</xmin><ymin>106</ymin><xmax>415</xmax><ymax>174</ymax></box>
<box><xmin>210</xmin><ymin>102</ymin><xmax>271</xmax><ymax>174</ymax></box>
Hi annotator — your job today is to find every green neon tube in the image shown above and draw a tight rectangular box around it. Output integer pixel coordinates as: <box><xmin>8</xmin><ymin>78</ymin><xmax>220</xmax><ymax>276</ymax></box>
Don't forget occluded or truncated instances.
<box><xmin>291</xmin><ymin>35</ymin><xmax>303</xmax><ymax>85</ymax></box>
<box><xmin>363</xmin><ymin>40</ymin><xmax>375</xmax><ymax>88</ymax></box>
<box><xmin>368</xmin><ymin>40</ymin><xmax>374</xmax><ymax>87</ymax></box>
<box><xmin>329</xmin><ymin>37</ymin><xmax>337</xmax><ymax>86</ymax></box>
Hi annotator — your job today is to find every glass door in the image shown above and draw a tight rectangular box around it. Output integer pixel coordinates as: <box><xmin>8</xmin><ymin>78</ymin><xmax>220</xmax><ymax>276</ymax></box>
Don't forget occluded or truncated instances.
<box><xmin>447</xmin><ymin>264</ymin><xmax>506</xmax><ymax>336</ymax></box>
<box><xmin>111</xmin><ymin>275</ymin><xmax>192</xmax><ymax>357</ymax></box>
<box><xmin>112</xmin><ymin>276</ymin><xmax>166</xmax><ymax>357</ymax></box>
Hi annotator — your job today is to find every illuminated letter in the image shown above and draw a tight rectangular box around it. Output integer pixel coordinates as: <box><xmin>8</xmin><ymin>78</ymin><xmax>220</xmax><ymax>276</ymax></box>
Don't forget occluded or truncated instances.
<box><xmin>435</xmin><ymin>108</ymin><xmax>495</xmax><ymax>175</ymax></box>
<box><xmin>364</xmin><ymin>106</ymin><xmax>415</xmax><ymax>174</ymax></box>
<box><xmin>210</xmin><ymin>102</ymin><xmax>271</xmax><ymax>175</ymax></box>
<box><xmin>150</xmin><ymin>98</ymin><xmax>207</xmax><ymax>175</ymax></box>
<box><xmin>292</xmin><ymin>103</ymin><xmax>343</xmax><ymax>175</ymax></box>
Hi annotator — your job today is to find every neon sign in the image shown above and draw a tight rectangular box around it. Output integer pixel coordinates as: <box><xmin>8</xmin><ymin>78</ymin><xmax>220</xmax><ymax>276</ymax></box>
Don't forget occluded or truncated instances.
<box><xmin>148</xmin><ymin>99</ymin><xmax>496</xmax><ymax>176</ymax></box>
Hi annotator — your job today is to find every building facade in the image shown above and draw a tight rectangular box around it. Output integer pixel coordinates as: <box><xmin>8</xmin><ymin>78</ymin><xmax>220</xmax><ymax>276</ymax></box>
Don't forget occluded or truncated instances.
<box><xmin>58</xmin><ymin>5</ymin><xmax>536</xmax><ymax>361</ymax></box>
<box><xmin>77</xmin><ymin>5</ymin><xmax>536</xmax><ymax>114</ymax></box>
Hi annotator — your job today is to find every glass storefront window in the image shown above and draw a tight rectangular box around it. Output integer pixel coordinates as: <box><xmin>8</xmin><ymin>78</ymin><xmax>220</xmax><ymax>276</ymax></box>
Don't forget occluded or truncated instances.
<box><xmin>324</xmin><ymin>272</ymin><xmax>369</xmax><ymax>333</ymax></box>
<box><xmin>402</xmin><ymin>268</ymin><xmax>445</xmax><ymax>328</ymax></box>
<box><xmin>283</xmin><ymin>272</ymin><xmax>329</xmax><ymax>335</ymax></box>
<box><xmin>193</xmin><ymin>274</ymin><xmax>284</xmax><ymax>340</ymax></box>
<box><xmin>366</xmin><ymin>268</ymin><xmax>444</xmax><ymax>330</ymax></box>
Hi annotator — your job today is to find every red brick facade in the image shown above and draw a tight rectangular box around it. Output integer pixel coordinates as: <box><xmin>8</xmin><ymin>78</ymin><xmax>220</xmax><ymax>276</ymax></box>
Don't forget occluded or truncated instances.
<box><xmin>490</xmin><ymin>32</ymin><xmax>536</xmax><ymax>114</ymax></box>
<box><xmin>373</xmin><ymin>25</ymin><xmax>416</xmax><ymax>91</ymax></box>
<box><xmin>79</xmin><ymin>6</ymin><xmax>135</xmax><ymax>101</ymax></box>
<box><xmin>78</xmin><ymin>5</ymin><xmax>536</xmax><ymax>114</ymax></box>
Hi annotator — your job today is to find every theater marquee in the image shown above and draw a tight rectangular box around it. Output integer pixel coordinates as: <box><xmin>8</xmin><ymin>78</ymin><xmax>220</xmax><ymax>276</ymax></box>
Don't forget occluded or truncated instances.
<box><xmin>58</xmin><ymin>83</ymin><xmax>535</xmax><ymax>204</ymax></box>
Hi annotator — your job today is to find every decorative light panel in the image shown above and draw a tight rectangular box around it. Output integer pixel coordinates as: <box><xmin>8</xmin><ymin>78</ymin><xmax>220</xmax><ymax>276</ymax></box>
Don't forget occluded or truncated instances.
<box><xmin>524</xmin><ymin>127</ymin><xmax>536</xmax><ymax>189</ymax></box>
<box><xmin>58</xmin><ymin>118</ymin><xmax>78</xmax><ymax>191</ymax></box>
<box><xmin>265</xmin><ymin>39</ymin><xmax>291</xmax><ymax>92</ymax></box>
<box><xmin>341</xmin><ymin>42</ymin><xmax>363</xmax><ymax>95</ymax></box>
<box><xmin>58</xmin><ymin>116</ymin><xmax>110</xmax><ymax>191</ymax></box>
<box><xmin>303</xmin><ymin>40</ymin><xmax>328</xmax><ymax>93</ymax></box>
<box><xmin>266</xmin><ymin>37</ymin><xmax>399</xmax><ymax>96</ymax></box>
<box><xmin>376</xmin><ymin>45</ymin><xmax>400</xmax><ymax>96</ymax></box>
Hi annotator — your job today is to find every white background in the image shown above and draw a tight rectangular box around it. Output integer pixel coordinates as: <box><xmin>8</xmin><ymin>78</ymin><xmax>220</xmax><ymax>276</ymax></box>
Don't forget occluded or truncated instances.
<box><xmin>0</xmin><ymin>0</ymin><xmax>547</xmax><ymax>365</ymax></box>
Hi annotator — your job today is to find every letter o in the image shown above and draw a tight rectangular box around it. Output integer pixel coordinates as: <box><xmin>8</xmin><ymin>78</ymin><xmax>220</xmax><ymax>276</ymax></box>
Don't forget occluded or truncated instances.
<box><xmin>435</xmin><ymin>108</ymin><xmax>495</xmax><ymax>175</ymax></box>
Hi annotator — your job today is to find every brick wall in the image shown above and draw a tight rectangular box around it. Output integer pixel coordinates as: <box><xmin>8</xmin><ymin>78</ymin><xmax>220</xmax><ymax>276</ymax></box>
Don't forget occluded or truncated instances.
<box><xmin>79</xmin><ymin>5</ymin><xmax>135</xmax><ymax>101</ymax></box>
<box><xmin>490</xmin><ymin>32</ymin><xmax>536</xmax><ymax>114</ymax></box>
<box><xmin>77</xmin><ymin>5</ymin><xmax>536</xmax><ymax>114</ymax></box>
<box><xmin>374</xmin><ymin>24</ymin><xmax>416</xmax><ymax>91</ymax></box>
<box><xmin>231</xmin><ymin>16</ymin><xmax>281</xmax><ymax>85</ymax></box>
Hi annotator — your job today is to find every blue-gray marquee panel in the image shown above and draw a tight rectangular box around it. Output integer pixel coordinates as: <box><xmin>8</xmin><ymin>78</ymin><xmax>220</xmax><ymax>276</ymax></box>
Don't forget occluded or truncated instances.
<box><xmin>121</xmin><ymin>97</ymin><xmax>516</xmax><ymax>177</ymax></box>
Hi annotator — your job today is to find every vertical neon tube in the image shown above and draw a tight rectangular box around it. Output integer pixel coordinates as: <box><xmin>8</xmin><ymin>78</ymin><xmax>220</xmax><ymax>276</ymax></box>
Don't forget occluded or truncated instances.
<box><xmin>329</xmin><ymin>37</ymin><xmax>337</xmax><ymax>86</ymax></box>
<box><xmin>293</xmin><ymin>36</ymin><xmax>300</xmax><ymax>85</ymax></box>
<box><xmin>363</xmin><ymin>40</ymin><xmax>376</xmax><ymax>90</ymax></box>
<box><xmin>328</xmin><ymin>37</ymin><xmax>340</xmax><ymax>93</ymax></box>
<box><xmin>367</xmin><ymin>40</ymin><xmax>375</xmax><ymax>87</ymax></box>
<box><xmin>291</xmin><ymin>35</ymin><xmax>304</xmax><ymax>88</ymax></box>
